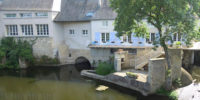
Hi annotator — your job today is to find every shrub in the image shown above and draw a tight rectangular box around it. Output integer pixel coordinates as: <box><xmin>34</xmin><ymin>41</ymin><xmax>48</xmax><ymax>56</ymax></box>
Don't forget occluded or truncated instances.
<box><xmin>96</xmin><ymin>62</ymin><xmax>115</xmax><ymax>75</ymax></box>
<box><xmin>173</xmin><ymin>78</ymin><xmax>182</xmax><ymax>88</ymax></box>
<box><xmin>0</xmin><ymin>37</ymin><xmax>34</xmax><ymax>69</ymax></box>
<box><xmin>156</xmin><ymin>88</ymin><xmax>178</xmax><ymax>100</ymax></box>
<box><xmin>174</xmin><ymin>41</ymin><xmax>182</xmax><ymax>48</ymax></box>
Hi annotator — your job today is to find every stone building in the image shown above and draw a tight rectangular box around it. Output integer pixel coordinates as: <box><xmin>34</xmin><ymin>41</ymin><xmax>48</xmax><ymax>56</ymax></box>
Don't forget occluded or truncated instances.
<box><xmin>0</xmin><ymin>0</ymin><xmax>183</xmax><ymax>68</ymax></box>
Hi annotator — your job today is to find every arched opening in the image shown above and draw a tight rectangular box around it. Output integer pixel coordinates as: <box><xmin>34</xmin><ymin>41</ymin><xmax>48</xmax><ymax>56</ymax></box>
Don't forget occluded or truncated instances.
<box><xmin>75</xmin><ymin>57</ymin><xmax>91</xmax><ymax>71</ymax></box>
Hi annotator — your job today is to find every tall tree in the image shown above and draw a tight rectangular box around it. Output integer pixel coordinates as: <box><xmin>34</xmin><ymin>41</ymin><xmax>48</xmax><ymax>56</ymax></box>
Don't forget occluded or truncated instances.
<box><xmin>110</xmin><ymin>0</ymin><xmax>200</xmax><ymax>89</ymax></box>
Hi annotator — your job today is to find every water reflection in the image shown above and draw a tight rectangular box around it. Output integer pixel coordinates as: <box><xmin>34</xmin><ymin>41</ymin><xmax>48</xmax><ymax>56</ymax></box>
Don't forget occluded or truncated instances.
<box><xmin>0</xmin><ymin>65</ymin><xmax>169</xmax><ymax>100</ymax></box>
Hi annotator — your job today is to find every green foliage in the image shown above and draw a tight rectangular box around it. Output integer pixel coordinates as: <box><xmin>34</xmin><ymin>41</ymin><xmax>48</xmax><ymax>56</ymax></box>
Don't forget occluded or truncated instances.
<box><xmin>96</xmin><ymin>62</ymin><xmax>115</xmax><ymax>75</ymax></box>
<box><xmin>173</xmin><ymin>78</ymin><xmax>182</xmax><ymax>87</ymax></box>
<box><xmin>35</xmin><ymin>55</ymin><xmax>60</xmax><ymax>65</ymax></box>
<box><xmin>175</xmin><ymin>41</ymin><xmax>181</xmax><ymax>47</ymax></box>
<box><xmin>0</xmin><ymin>37</ymin><xmax>34</xmax><ymax>69</ymax></box>
<box><xmin>169</xmin><ymin>91</ymin><xmax>178</xmax><ymax>100</ymax></box>
<box><xmin>0</xmin><ymin>48</ymin><xmax>5</xmax><ymax>61</ymax></box>
<box><xmin>156</xmin><ymin>88</ymin><xmax>178</xmax><ymax>100</ymax></box>
<box><xmin>166</xmin><ymin>69</ymin><xmax>172</xmax><ymax>77</ymax></box>
<box><xmin>110</xmin><ymin>0</ymin><xmax>200</xmax><ymax>46</ymax></box>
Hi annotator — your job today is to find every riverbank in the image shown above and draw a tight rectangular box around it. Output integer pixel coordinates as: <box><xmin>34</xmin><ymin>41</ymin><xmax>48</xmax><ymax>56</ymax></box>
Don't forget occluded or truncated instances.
<box><xmin>0</xmin><ymin>65</ymin><xmax>171</xmax><ymax>100</ymax></box>
<box><xmin>81</xmin><ymin>69</ymin><xmax>150</xmax><ymax>96</ymax></box>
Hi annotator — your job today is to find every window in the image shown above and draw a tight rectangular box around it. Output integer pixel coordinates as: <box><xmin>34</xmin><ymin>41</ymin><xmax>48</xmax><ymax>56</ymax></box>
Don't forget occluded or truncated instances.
<box><xmin>6</xmin><ymin>25</ymin><xmax>18</xmax><ymax>36</ymax></box>
<box><xmin>146</xmin><ymin>33</ymin><xmax>155</xmax><ymax>43</ymax></box>
<box><xmin>21</xmin><ymin>25</ymin><xmax>33</xmax><ymax>36</ymax></box>
<box><xmin>82</xmin><ymin>30</ymin><xmax>88</xmax><ymax>35</ymax></box>
<box><xmin>122</xmin><ymin>34</ymin><xmax>132</xmax><ymax>43</ymax></box>
<box><xmin>173</xmin><ymin>33</ymin><xmax>181</xmax><ymax>41</ymax></box>
<box><xmin>122</xmin><ymin>35</ymin><xmax>127</xmax><ymax>42</ymax></box>
<box><xmin>124</xmin><ymin>49</ymin><xmax>137</xmax><ymax>54</ymax></box>
<box><xmin>150</xmin><ymin>33</ymin><xmax>155</xmax><ymax>42</ymax></box>
<box><xmin>101</xmin><ymin>33</ymin><xmax>109</xmax><ymax>43</ymax></box>
<box><xmin>110</xmin><ymin>49</ymin><xmax>117</xmax><ymax>54</ymax></box>
<box><xmin>36</xmin><ymin>24</ymin><xmax>49</xmax><ymax>36</ymax></box>
<box><xmin>20</xmin><ymin>13</ymin><xmax>32</xmax><ymax>18</ymax></box>
<box><xmin>102</xmin><ymin>21</ymin><xmax>108</xmax><ymax>26</ymax></box>
<box><xmin>5</xmin><ymin>14</ymin><xmax>16</xmax><ymax>18</ymax></box>
<box><xmin>69</xmin><ymin>29</ymin><xmax>75</xmax><ymax>35</ymax></box>
<box><xmin>35</xmin><ymin>12</ymin><xmax>48</xmax><ymax>17</ymax></box>
<box><xmin>128</xmin><ymin>34</ymin><xmax>132</xmax><ymax>43</ymax></box>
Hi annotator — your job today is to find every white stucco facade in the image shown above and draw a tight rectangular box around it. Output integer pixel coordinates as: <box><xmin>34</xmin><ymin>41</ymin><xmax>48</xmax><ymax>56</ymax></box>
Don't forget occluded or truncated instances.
<box><xmin>64</xmin><ymin>22</ymin><xmax>91</xmax><ymax>50</ymax></box>
<box><xmin>0</xmin><ymin>10</ymin><xmax>68</xmax><ymax>63</ymax></box>
<box><xmin>91</xmin><ymin>20</ymin><xmax>115</xmax><ymax>42</ymax></box>
<box><xmin>0</xmin><ymin>0</ymin><xmax>161</xmax><ymax>66</ymax></box>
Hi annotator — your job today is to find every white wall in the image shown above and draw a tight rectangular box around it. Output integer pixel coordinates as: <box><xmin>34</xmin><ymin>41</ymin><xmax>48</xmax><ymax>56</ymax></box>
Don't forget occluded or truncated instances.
<box><xmin>91</xmin><ymin>20</ymin><xmax>115</xmax><ymax>42</ymax></box>
<box><xmin>0</xmin><ymin>11</ymin><xmax>55</xmax><ymax>37</ymax></box>
<box><xmin>0</xmin><ymin>10</ymin><xmax>68</xmax><ymax>62</ymax></box>
<box><xmin>64</xmin><ymin>22</ymin><xmax>91</xmax><ymax>50</ymax></box>
<box><xmin>0</xmin><ymin>11</ymin><xmax>4</xmax><ymax>39</ymax></box>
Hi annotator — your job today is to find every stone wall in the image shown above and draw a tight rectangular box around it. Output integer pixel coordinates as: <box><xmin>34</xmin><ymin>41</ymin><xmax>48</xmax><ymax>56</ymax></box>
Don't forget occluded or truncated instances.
<box><xmin>32</xmin><ymin>37</ymin><xmax>55</xmax><ymax>58</ymax></box>
<box><xmin>182</xmin><ymin>50</ymin><xmax>194</xmax><ymax>69</ymax></box>
<box><xmin>66</xmin><ymin>49</ymin><xmax>92</xmax><ymax>64</ymax></box>
<box><xmin>168</xmin><ymin>49</ymin><xmax>182</xmax><ymax>80</ymax></box>
<box><xmin>13</xmin><ymin>37</ymin><xmax>69</xmax><ymax>64</ymax></box>
<box><xmin>90</xmin><ymin>48</ymin><xmax>113</xmax><ymax>66</ymax></box>
<box><xmin>128</xmin><ymin>48</ymin><xmax>154</xmax><ymax>68</ymax></box>
<box><xmin>148</xmin><ymin>58</ymin><xmax>167</xmax><ymax>93</ymax></box>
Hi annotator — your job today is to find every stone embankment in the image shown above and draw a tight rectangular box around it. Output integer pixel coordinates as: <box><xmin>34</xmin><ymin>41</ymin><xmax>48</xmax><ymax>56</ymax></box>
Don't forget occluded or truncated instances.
<box><xmin>81</xmin><ymin>70</ymin><xmax>150</xmax><ymax>96</ymax></box>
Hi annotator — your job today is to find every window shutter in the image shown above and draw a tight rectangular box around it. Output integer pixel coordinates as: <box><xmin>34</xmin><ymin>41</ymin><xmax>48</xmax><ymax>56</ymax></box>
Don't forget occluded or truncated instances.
<box><xmin>95</xmin><ymin>32</ymin><xmax>101</xmax><ymax>43</ymax></box>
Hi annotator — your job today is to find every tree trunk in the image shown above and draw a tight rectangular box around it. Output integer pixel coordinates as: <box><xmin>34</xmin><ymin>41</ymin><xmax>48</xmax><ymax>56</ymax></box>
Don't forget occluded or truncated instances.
<box><xmin>159</xmin><ymin>30</ymin><xmax>172</xmax><ymax>90</ymax></box>
<box><xmin>163</xmin><ymin>43</ymin><xmax>172</xmax><ymax>90</ymax></box>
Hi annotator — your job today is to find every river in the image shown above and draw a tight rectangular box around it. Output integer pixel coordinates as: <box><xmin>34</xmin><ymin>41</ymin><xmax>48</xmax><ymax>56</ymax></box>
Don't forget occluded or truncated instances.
<box><xmin>0</xmin><ymin>65</ymin><xmax>170</xmax><ymax>100</ymax></box>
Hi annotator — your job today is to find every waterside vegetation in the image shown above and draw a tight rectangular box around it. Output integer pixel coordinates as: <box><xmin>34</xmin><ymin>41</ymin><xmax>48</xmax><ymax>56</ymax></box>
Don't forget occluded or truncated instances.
<box><xmin>0</xmin><ymin>37</ymin><xmax>60</xmax><ymax>69</ymax></box>
<box><xmin>0</xmin><ymin>37</ymin><xmax>34</xmax><ymax>69</ymax></box>
<box><xmin>96</xmin><ymin>62</ymin><xmax>115</xmax><ymax>75</ymax></box>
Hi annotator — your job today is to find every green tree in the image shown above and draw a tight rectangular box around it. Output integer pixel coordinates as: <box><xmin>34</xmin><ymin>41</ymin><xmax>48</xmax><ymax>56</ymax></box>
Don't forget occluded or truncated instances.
<box><xmin>0</xmin><ymin>37</ymin><xmax>34</xmax><ymax>69</ymax></box>
<box><xmin>110</xmin><ymin>0</ymin><xmax>200</xmax><ymax>90</ymax></box>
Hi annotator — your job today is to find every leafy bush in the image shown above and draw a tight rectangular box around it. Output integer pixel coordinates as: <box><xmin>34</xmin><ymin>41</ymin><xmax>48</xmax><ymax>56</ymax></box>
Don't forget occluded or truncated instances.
<box><xmin>96</xmin><ymin>62</ymin><xmax>115</xmax><ymax>75</ymax></box>
<box><xmin>156</xmin><ymin>88</ymin><xmax>178</xmax><ymax>100</ymax></box>
<box><xmin>174</xmin><ymin>41</ymin><xmax>182</xmax><ymax>48</ymax></box>
<box><xmin>0</xmin><ymin>37</ymin><xmax>34</xmax><ymax>69</ymax></box>
<box><xmin>173</xmin><ymin>78</ymin><xmax>182</xmax><ymax>88</ymax></box>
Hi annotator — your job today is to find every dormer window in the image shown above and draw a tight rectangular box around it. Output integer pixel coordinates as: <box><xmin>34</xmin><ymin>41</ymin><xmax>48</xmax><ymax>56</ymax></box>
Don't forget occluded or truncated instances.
<box><xmin>35</xmin><ymin>12</ymin><xmax>48</xmax><ymax>17</ymax></box>
<box><xmin>86</xmin><ymin>12</ymin><xmax>93</xmax><ymax>17</ymax></box>
<box><xmin>20</xmin><ymin>13</ymin><xmax>32</xmax><ymax>18</ymax></box>
<box><xmin>102</xmin><ymin>20</ymin><xmax>108</xmax><ymax>26</ymax></box>
<box><xmin>5</xmin><ymin>14</ymin><xmax>16</xmax><ymax>18</ymax></box>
